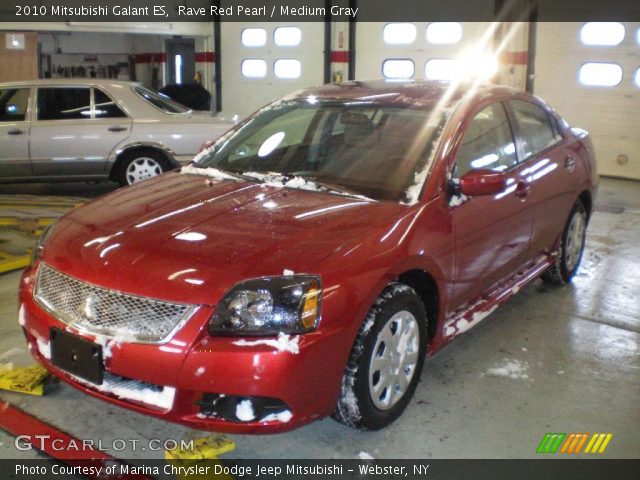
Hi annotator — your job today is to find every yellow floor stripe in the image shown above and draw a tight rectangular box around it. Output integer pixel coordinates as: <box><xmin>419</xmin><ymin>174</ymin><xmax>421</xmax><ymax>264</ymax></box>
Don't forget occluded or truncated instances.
<box><xmin>584</xmin><ymin>434</ymin><xmax>598</xmax><ymax>453</ymax></box>
<box><xmin>590</xmin><ymin>434</ymin><xmax>605</xmax><ymax>453</ymax></box>
<box><xmin>598</xmin><ymin>434</ymin><xmax>613</xmax><ymax>453</ymax></box>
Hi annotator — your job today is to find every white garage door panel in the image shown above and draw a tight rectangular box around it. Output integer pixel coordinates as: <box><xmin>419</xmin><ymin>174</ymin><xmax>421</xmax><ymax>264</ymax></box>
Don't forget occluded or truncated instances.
<box><xmin>355</xmin><ymin>22</ymin><xmax>492</xmax><ymax>80</ymax></box>
<box><xmin>534</xmin><ymin>22</ymin><xmax>640</xmax><ymax>180</ymax></box>
<box><xmin>221</xmin><ymin>21</ymin><xmax>324</xmax><ymax>117</ymax></box>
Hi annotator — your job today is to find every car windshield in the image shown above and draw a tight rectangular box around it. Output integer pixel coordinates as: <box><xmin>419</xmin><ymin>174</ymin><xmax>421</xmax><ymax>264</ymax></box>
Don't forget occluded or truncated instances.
<box><xmin>192</xmin><ymin>99</ymin><xmax>445</xmax><ymax>202</ymax></box>
<box><xmin>133</xmin><ymin>85</ymin><xmax>190</xmax><ymax>114</ymax></box>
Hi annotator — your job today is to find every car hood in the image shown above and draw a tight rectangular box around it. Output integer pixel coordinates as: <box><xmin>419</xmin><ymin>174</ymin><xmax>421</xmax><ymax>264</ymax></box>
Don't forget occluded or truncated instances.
<box><xmin>42</xmin><ymin>172</ymin><xmax>408</xmax><ymax>305</ymax></box>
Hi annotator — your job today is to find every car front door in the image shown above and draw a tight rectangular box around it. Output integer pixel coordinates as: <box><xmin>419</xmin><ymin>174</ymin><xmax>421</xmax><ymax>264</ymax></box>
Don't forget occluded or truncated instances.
<box><xmin>450</xmin><ymin>100</ymin><xmax>535</xmax><ymax>308</ymax></box>
<box><xmin>30</xmin><ymin>86</ymin><xmax>131</xmax><ymax>178</ymax></box>
<box><xmin>0</xmin><ymin>87</ymin><xmax>32</xmax><ymax>178</ymax></box>
<box><xmin>507</xmin><ymin>99</ymin><xmax>579</xmax><ymax>257</ymax></box>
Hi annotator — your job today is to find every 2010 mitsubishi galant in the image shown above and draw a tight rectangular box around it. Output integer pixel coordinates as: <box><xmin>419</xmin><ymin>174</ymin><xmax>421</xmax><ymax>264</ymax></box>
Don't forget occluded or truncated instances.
<box><xmin>19</xmin><ymin>80</ymin><xmax>597</xmax><ymax>432</ymax></box>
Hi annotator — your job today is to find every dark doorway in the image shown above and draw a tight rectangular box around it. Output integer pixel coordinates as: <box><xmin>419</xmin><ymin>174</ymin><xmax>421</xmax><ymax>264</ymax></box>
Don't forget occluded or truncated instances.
<box><xmin>166</xmin><ymin>38</ymin><xmax>195</xmax><ymax>85</ymax></box>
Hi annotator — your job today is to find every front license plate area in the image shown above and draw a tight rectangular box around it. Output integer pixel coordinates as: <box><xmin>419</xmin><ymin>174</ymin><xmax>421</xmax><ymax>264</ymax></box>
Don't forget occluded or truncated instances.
<box><xmin>51</xmin><ymin>327</ymin><xmax>103</xmax><ymax>385</ymax></box>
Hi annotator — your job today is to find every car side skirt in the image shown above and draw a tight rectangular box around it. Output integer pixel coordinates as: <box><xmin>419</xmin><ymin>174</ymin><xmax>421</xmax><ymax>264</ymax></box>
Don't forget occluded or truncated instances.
<box><xmin>439</xmin><ymin>252</ymin><xmax>555</xmax><ymax>343</ymax></box>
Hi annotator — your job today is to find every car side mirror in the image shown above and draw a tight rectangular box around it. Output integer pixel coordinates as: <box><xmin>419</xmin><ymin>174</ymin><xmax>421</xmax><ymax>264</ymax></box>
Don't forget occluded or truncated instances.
<box><xmin>459</xmin><ymin>169</ymin><xmax>507</xmax><ymax>196</ymax></box>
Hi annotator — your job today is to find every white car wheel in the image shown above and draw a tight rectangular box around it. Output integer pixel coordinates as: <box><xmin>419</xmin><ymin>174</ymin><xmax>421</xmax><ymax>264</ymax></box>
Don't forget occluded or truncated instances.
<box><xmin>369</xmin><ymin>310</ymin><xmax>420</xmax><ymax>410</ymax></box>
<box><xmin>125</xmin><ymin>157</ymin><xmax>163</xmax><ymax>185</ymax></box>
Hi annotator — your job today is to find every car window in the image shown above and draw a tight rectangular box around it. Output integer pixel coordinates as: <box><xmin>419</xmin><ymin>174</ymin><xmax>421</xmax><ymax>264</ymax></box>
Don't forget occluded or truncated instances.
<box><xmin>93</xmin><ymin>89</ymin><xmax>126</xmax><ymax>118</ymax></box>
<box><xmin>37</xmin><ymin>88</ymin><xmax>91</xmax><ymax>121</ymax></box>
<box><xmin>196</xmin><ymin>100</ymin><xmax>445</xmax><ymax>202</ymax></box>
<box><xmin>510</xmin><ymin>100</ymin><xmax>559</xmax><ymax>159</ymax></box>
<box><xmin>132</xmin><ymin>85</ymin><xmax>190</xmax><ymax>114</ymax></box>
<box><xmin>454</xmin><ymin>102</ymin><xmax>517</xmax><ymax>178</ymax></box>
<box><xmin>0</xmin><ymin>88</ymin><xmax>30</xmax><ymax>122</ymax></box>
<box><xmin>228</xmin><ymin>107</ymin><xmax>317</xmax><ymax>163</ymax></box>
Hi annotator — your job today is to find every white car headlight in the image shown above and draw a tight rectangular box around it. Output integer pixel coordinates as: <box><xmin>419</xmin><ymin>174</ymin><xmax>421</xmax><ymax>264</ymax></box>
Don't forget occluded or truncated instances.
<box><xmin>209</xmin><ymin>276</ymin><xmax>321</xmax><ymax>335</ymax></box>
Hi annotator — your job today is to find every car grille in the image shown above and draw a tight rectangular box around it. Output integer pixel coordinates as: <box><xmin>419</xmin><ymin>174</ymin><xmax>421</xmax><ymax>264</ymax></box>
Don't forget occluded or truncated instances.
<box><xmin>34</xmin><ymin>263</ymin><xmax>195</xmax><ymax>343</ymax></box>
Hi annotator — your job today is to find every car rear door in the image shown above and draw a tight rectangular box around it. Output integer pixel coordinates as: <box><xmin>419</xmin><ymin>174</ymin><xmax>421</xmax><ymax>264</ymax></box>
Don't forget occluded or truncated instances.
<box><xmin>0</xmin><ymin>86</ymin><xmax>32</xmax><ymax>178</ymax></box>
<box><xmin>30</xmin><ymin>86</ymin><xmax>131</xmax><ymax>178</ymax></box>
<box><xmin>450</xmin><ymin>100</ymin><xmax>535</xmax><ymax>308</ymax></box>
<box><xmin>507</xmin><ymin>99</ymin><xmax>579</xmax><ymax>257</ymax></box>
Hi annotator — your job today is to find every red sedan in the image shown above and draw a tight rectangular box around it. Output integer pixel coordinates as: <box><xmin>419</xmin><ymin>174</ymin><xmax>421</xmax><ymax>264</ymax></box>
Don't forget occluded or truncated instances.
<box><xmin>19</xmin><ymin>80</ymin><xmax>597</xmax><ymax>432</ymax></box>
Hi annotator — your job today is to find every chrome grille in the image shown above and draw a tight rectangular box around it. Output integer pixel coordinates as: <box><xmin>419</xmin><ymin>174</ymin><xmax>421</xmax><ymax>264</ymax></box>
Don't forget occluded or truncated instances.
<box><xmin>34</xmin><ymin>263</ymin><xmax>195</xmax><ymax>343</ymax></box>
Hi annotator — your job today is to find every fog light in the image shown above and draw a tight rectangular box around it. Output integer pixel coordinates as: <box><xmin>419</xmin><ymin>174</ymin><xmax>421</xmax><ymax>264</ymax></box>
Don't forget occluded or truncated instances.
<box><xmin>197</xmin><ymin>394</ymin><xmax>290</xmax><ymax>423</ymax></box>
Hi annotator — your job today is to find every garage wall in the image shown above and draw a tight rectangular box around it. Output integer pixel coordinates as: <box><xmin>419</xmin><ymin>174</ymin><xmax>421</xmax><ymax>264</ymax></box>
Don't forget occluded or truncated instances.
<box><xmin>0</xmin><ymin>32</ymin><xmax>37</xmax><ymax>82</ymax></box>
<box><xmin>534</xmin><ymin>22</ymin><xmax>640</xmax><ymax>180</ymax></box>
<box><xmin>355</xmin><ymin>22</ymin><xmax>493</xmax><ymax>80</ymax></box>
<box><xmin>220</xmin><ymin>21</ymin><xmax>325</xmax><ymax>117</ymax></box>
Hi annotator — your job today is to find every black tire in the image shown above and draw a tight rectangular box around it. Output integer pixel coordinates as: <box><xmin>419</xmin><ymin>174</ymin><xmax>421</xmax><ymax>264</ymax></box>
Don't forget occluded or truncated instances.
<box><xmin>542</xmin><ymin>200</ymin><xmax>588</xmax><ymax>285</ymax></box>
<box><xmin>333</xmin><ymin>283</ymin><xmax>427</xmax><ymax>430</ymax></box>
<box><xmin>115</xmin><ymin>149</ymin><xmax>171</xmax><ymax>186</ymax></box>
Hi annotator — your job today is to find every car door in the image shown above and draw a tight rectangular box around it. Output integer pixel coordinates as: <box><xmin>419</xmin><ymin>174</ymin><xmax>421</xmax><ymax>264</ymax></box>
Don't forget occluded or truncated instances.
<box><xmin>450</xmin><ymin>100</ymin><xmax>534</xmax><ymax>308</ymax></box>
<box><xmin>507</xmin><ymin>99</ymin><xmax>580</xmax><ymax>257</ymax></box>
<box><xmin>0</xmin><ymin>86</ymin><xmax>32</xmax><ymax>178</ymax></box>
<box><xmin>29</xmin><ymin>86</ymin><xmax>131</xmax><ymax>178</ymax></box>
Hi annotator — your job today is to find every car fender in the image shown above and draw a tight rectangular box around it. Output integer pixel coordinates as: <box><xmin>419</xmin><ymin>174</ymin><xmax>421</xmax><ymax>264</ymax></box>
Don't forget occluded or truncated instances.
<box><xmin>106</xmin><ymin>140</ymin><xmax>181</xmax><ymax>175</ymax></box>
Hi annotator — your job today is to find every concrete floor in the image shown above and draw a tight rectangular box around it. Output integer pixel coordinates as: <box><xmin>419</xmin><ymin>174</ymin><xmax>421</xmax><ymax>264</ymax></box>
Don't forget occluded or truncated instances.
<box><xmin>0</xmin><ymin>178</ymin><xmax>638</xmax><ymax>460</ymax></box>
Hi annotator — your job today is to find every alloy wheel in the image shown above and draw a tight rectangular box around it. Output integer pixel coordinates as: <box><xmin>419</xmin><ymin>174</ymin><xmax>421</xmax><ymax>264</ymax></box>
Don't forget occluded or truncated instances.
<box><xmin>126</xmin><ymin>157</ymin><xmax>162</xmax><ymax>185</ymax></box>
<box><xmin>565</xmin><ymin>210</ymin><xmax>586</xmax><ymax>271</ymax></box>
<box><xmin>368</xmin><ymin>310</ymin><xmax>420</xmax><ymax>410</ymax></box>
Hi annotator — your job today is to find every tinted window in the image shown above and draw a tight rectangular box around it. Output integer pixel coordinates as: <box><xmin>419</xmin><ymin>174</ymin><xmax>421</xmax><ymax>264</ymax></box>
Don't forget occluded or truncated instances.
<box><xmin>132</xmin><ymin>85</ymin><xmax>189</xmax><ymax>113</ymax></box>
<box><xmin>94</xmin><ymin>89</ymin><xmax>126</xmax><ymax>118</ymax></box>
<box><xmin>195</xmin><ymin>101</ymin><xmax>445</xmax><ymax>202</ymax></box>
<box><xmin>454</xmin><ymin>103</ymin><xmax>517</xmax><ymax>178</ymax></box>
<box><xmin>511</xmin><ymin>100</ymin><xmax>558</xmax><ymax>158</ymax></box>
<box><xmin>38</xmin><ymin>88</ymin><xmax>90</xmax><ymax>120</ymax></box>
<box><xmin>0</xmin><ymin>88</ymin><xmax>29</xmax><ymax>122</ymax></box>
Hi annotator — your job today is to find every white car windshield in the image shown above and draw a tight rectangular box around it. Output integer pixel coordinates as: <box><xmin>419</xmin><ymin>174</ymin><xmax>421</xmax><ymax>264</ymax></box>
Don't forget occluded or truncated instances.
<box><xmin>133</xmin><ymin>85</ymin><xmax>190</xmax><ymax>114</ymax></box>
<box><xmin>192</xmin><ymin>100</ymin><xmax>445</xmax><ymax>202</ymax></box>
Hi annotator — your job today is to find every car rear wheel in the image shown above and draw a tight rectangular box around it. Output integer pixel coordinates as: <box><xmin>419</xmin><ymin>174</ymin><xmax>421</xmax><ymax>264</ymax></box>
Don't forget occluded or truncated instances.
<box><xmin>333</xmin><ymin>283</ymin><xmax>427</xmax><ymax>430</ymax></box>
<box><xmin>542</xmin><ymin>200</ymin><xmax>588</xmax><ymax>284</ymax></box>
<box><xmin>116</xmin><ymin>150</ymin><xmax>171</xmax><ymax>186</ymax></box>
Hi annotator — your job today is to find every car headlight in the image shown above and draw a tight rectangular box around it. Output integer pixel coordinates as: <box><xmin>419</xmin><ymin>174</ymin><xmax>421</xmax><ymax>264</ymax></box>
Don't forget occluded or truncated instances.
<box><xmin>209</xmin><ymin>276</ymin><xmax>321</xmax><ymax>336</ymax></box>
<box><xmin>31</xmin><ymin>223</ymin><xmax>55</xmax><ymax>265</ymax></box>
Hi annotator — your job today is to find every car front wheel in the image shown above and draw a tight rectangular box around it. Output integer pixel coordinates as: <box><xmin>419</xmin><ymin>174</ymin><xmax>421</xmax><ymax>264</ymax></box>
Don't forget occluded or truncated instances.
<box><xmin>542</xmin><ymin>200</ymin><xmax>588</xmax><ymax>284</ymax></box>
<box><xmin>333</xmin><ymin>283</ymin><xmax>427</xmax><ymax>430</ymax></box>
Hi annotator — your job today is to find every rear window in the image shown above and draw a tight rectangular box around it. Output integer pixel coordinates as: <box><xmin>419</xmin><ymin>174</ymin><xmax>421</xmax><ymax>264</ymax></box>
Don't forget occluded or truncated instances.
<box><xmin>94</xmin><ymin>89</ymin><xmax>127</xmax><ymax>118</ymax></box>
<box><xmin>132</xmin><ymin>85</ymin><xmax>190</xmax><ymax>114</ymax></box>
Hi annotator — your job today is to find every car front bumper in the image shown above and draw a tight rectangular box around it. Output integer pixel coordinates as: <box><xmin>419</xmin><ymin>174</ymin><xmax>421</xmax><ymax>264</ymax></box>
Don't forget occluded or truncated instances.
<box><xmin>18</xmin><ymin>264</ymin><xmax>349</xmax><ymax>434</ymax></box>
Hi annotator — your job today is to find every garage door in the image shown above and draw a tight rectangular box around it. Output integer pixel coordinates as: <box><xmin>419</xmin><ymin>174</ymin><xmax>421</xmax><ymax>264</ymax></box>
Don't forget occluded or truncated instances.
<box><xmin>355</xmin><ymin>22</ymin><xmax>493</xmax><ymax>81</ymax></box>
<box><xmin>534</xmin><ymin>22</ymin><xmax>640</xmax><ymax>180</ymax></box>
<box><xmin>220</xmin><ymin>21</ymin><xmax>324</xmax><ymax>117</ymax></box>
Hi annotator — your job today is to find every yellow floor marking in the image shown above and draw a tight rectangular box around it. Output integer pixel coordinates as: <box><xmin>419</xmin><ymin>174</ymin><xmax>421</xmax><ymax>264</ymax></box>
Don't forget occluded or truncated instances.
<box><xmin>0</xmin><ymin>251</ymin><xmax>31</xmax><ymax>274</ymax></box>
<box><xmin>165</xmin><ymin>435</ymin><xmax>236</xmax><ymax>480</ymax></box>
<box><xmin>0</xmin><ymin>364</ymin><xmax>51</xmax><ymax>396</ymax></box>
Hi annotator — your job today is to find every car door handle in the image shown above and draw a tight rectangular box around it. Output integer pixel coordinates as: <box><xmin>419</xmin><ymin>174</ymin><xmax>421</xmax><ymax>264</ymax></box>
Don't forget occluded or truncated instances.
<box><xmin>514</xmin><ymin>181</ymin><xmax>531</xmax><ymax>199</ymax></box>
<box><xmin>7</xmin><ymin>128</ymin><xmax>24</xmax><ymax>135</ymax></box>
<box><xmin>108</xmin><ymin>126</ymin><xmax>128</xmax><ymax>132</ymax></box>
<box><xmin>564</xmin><ymin>155</ymin><xmax>576</xmax><ymax>172</ymax></box>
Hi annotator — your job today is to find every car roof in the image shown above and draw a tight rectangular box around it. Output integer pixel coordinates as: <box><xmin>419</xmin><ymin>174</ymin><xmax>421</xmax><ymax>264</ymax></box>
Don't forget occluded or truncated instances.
<box><xmin>0</xmin><ymin>78</ymin><xmax>139</xmax><ymax>89</ymax></box>
<box><xmin>290</xmin><ymin>79</ymin><xmax>524</xmax><ymax>109</ymax></box>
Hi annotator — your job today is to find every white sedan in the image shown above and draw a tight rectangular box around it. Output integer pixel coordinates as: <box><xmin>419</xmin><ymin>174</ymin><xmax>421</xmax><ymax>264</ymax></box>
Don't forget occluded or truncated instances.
<box><xmin>0</xmin><ymin>79</ymin><xmax>233</xmax><ymax>185</ymax></box>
